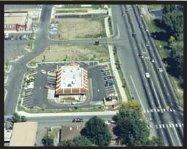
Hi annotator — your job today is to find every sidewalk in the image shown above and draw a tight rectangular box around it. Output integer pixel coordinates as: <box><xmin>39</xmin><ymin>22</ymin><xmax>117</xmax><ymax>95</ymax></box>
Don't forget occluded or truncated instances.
<box><xmin>104</xmin><ymin>16</ymin><xmax>128</xmax><ymax>102</ymax></box>
<box><xmin>17</xmin><ymin>110</ymin><xmax>117</xmax><ymax>118</ymax></box>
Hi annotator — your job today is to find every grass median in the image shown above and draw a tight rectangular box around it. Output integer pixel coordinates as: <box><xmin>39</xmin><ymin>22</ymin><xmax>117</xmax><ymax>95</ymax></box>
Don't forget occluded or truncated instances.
<box><xmin>18</xmin><ymin>105</ymin><xmax>107</xmax><ymax>113</ymax></box>
<box><xmin>113</xmin><ymin>46</ymin><xmax>131</xmax><ymax>101</ymax></box>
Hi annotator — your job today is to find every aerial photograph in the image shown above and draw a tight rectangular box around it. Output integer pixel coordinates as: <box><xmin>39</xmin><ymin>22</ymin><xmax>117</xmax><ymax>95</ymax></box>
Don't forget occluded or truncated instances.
<box><xmin>4</xmin><ymin>4</ymin><xmax>183</xmax><ymax>147</ymax></box>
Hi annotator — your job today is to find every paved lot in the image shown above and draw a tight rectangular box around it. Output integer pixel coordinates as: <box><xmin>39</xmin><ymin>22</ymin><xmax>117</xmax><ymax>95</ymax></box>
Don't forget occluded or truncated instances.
<box><xmin>21</xmin><ymin>62</ymin><xmax>109</xmax><ymax>109</ymax></box>
<box><xmin>88</xmin><ymin>65</ymin><xmax>106</xmax><ymax>103</ymax></box>
<box><xmin>4</xmin><ymin>40</ymin><xmax>28</xmax><ymax>62</ymax></box>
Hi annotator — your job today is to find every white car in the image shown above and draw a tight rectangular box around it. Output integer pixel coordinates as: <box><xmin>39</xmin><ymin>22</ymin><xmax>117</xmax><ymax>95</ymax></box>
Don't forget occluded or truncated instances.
<box><xmin>4</xmin><ymin>33</ymin><xmax>9</xmax><ymax>39</ymax></box>
<box><xmin>151</xmin><ymin>59</ymin><xmax>155</xmax><ymax>63</ymax></box>
<box><xmin>145</xmin><ymin>73</ymin><xmax>150</xmax><ymax>78</ymax></box>
<box><xmin>158</xmin><ymin>68</ymin><xmax>163</xmax><ymax>72</ymax></box>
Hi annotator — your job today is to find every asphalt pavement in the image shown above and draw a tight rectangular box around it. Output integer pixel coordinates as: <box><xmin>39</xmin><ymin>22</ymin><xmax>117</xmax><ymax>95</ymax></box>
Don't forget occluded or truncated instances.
<box><xmin>4</xmin><ymin>5</ymin><xmax>53</xmax><ymax>115</ymax></box>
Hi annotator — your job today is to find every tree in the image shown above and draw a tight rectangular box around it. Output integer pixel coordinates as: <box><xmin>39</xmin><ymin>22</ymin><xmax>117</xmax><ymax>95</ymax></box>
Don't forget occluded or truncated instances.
<box><xmin>59</xmin><ymin>136</ymin><xmax>94</xmax><ymax>146</ymax></box>
<box><xmin>162</xmin><ymin>5</ymin><xmax>183</xmax><ymax>40</ymax></box>
<box><xmin>168</xmin><ymin>35</ymin><xmax>175</xmax><ymax>46</ymax></box>
<box><xmin>113</xmin><ymin>105</ymin><xmax>152</xmax><ymax>146</ymax></box>
<box><xmin>42</xmin><ymin>135</ymin><xmax>54</xmax><ymax>146</ymax></box>
<box><xmin>81</xmin><ymin>116</ymin><xmax>112</xmax><ymax>146</ymax></box>
<box><xmin>162</xmin><ymin>5</ymin><xmax>176</xmax><ymax>14</ymax></box>
<box><xmin>121</xmin><ymin>100</ymin><xmax>142</xmax><ymax>115</ymax></box>
<box><xmin>12</xmin><ymin>113</ymin><xmax>27</xmax><ymax>123</ymax></box>
<box><xmin>146</xmin><ymin>137</ymin><xmax>164</xmax><ymax>146</ymax></box>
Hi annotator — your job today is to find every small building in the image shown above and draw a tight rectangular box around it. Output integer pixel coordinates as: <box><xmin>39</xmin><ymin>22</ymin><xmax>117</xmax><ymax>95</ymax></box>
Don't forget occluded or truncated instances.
<box><xmin>9</xmin><ymin>122</ymin><xmax>38</xmax><ymax>146</ymax></box>
<box><xmin>4</xmin><ymin>11</ymin><xmax>32</xmax><ymax>32</ymax></box>
<box><xmin>55</xmin><ymin>63</ymin><xmax>88</xmax><ymax>96</ymax></box>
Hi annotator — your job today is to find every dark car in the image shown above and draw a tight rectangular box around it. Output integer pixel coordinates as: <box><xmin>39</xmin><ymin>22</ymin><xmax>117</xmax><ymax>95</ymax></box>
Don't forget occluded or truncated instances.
<box><xmin>72</xmin><ymin>117</ymin><xmax>83</xmax><ymax>122</ymax></box>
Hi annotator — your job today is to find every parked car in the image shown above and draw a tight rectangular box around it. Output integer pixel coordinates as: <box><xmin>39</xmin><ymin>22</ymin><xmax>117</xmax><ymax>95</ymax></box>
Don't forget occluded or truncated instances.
<box><xmin>4</xmin><ymin>33</ymin><xmax>9</xmax><ymax>40</ymax></box>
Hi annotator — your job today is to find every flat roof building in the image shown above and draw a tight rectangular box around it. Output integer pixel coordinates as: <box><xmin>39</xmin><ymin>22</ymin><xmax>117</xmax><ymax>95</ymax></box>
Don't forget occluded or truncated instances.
<box><xmin>55</xmin><ymin>63</ymin><xmax>88</xmax><ymax>95</ymax></box>
<box><xmin>9</xmin><ymin>122</ymin><xmax>38</xmax><ymax>146</ymax></box>
<box><xmin>4</xmin><ymin>11</ymin><xmax>32</xmax><ymax>32</ymax></box>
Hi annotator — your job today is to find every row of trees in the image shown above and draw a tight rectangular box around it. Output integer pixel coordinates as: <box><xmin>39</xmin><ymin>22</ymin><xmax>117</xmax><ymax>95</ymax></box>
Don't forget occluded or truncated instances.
<box><xmin>161</xmin><ymin>5</ymin><xmax>183</xmax><ymax>88</ymax></box>
<box><xmin>58</xmin><ymin>100</ymin><xmax>163</xmax><ymax>147</ymax></box>
<box><xmin>162</xmin><ymin>5</ymin><xmax>183</xmax><ymax>40</ymax></box>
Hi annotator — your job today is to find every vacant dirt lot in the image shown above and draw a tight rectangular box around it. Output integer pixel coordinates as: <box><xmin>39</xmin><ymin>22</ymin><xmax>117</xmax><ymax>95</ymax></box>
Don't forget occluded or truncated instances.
<box><xmin>58</xmin><ymin>18</ymin><xmax>105</xmax><ymax>39</ymax></box>
<box><xmin>32</xmin><ymin>44</ymin><xmax>109</xmax><ymax>62</ymax></box>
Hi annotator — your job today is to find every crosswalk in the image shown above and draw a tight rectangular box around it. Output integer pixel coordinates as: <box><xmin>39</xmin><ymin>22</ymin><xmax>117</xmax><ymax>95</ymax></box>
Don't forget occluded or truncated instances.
<box><xmin>149</xmin><ymin>123</ymin><xmax>184</xmax><ymax>129</ymax></box>
<box><xmin>143</xmin><ymin>108</ymin><xmax>176</xmax><ymax>114</ymax></box>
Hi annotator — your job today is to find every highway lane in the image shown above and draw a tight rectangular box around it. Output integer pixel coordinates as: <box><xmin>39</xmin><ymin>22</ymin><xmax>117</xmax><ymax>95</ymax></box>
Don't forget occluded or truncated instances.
<box><xmin>111</xmin><ymin>5</ymin><xmax>150</xmax><ymax>112</ymax></box>
<box><xmin>131</xmin><ymin>5</ymin><xmax>183</xmax><ymax>145</ymax></box>
<box><xmin>4</xmin><ymin>5</ymin><xmax>53</xmax><ymax>115</ymax></box>
<box><xmin>120</xmin><ymin>5</ymin><xmax>174</xmax><ymax>145</ymax></box>
<box><xmin>123</xmin><ymin>5</ymin><xmax>183</xmax><ymax>146</ymax></box>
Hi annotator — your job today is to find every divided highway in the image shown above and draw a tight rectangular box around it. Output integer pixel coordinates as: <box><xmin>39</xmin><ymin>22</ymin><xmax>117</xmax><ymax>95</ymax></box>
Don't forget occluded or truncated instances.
<box><xmin>114</xmin><ymin>5</ymin><xmax>183</xmax><ymax>146</ymax></box>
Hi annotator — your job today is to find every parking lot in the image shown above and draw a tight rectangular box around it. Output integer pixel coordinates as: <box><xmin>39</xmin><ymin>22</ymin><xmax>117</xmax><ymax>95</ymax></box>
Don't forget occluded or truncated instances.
<box><xmin>21</xmin><ymin>62</ymin><xmax>116</xmax><ymax>109</ymax></box>
<box><xmin>4</xmin><ymin>33</ymin><xmax>33</xmax><ymax>62</ymax></box>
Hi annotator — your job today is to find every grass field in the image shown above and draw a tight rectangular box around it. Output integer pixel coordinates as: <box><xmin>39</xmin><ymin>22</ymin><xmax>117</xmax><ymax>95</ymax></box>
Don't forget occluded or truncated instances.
<box><xmin>58</xmin><ymin>18</ymin><xmax>105</xmax><ymax>39</ymax></box>
<box><xmin>32</xmin><ymin>44</ymin><xmax>109</xmax><ymax>63</ymax></box>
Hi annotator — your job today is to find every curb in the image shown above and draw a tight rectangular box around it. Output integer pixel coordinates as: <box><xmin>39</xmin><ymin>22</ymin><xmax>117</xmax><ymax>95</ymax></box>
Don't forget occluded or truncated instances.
<box><xmin>104</xmin><ymin>10</ymin><xmax>128</xmax><ymax>103</ymax></box>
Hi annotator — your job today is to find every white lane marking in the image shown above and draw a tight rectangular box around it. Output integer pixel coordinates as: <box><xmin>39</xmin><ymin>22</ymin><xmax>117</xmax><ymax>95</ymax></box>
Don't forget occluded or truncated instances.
<box><xmin>159</xmin><ymin>124</ymin><xmax>162</xmax><ymax>128</ymax></box>
<box><xmin>178</xmin><ymin>124</ymin><xmax>181</xmax><ymax>127</ymax></box>
<box><xmin>173</xmin><ymin>109</ymin><xmax>176</xmax><ymax>112</ymax></box>
<box><xmin>162</xmin><ymin>124</ymin><xmax>165</xmax><ymax>128</ymax></box>
<box><xmin>172</xmin><ymin>125</ymin><xmax>182</xmax><ymax>146</ymax></box>
<box><xmin>154</xmin><ymin>108</ymin><xmax>156</xmax><ymax>112</ymax></box>
<box><xmin>116</xmin><ymin>23</ymin><xmax>120</xmax><ymax>39</ymax></box>
<box><xmin>163</xmin><ymin>108</ymin><xmax>166</xmax><ymax>112</ymax></box>
<box><xmin>157</xmin><ymin>108</ymin><xmax>160</xmax><ymax>112</ymax></box>
<box><xmin>150</xmin><ymin>109</ymin><xmax>153</xmax><ymax>112</ymax></box>
<box><xmin>182</xmin><ymin>123</ymin><xmax>184</xmax><ymax>127</ymax></box>
<box><xmin>146</xmin><ymin>109</ymin><xmax>149</xmax><ymax>113</ymax></box>
<box><xmin>175</xmin><ymin>124</ymin><xmax>178</xmax><ymax>127</ymax></box>
<box><xmin>166</xmin><ymin>125</ymin><xmax>175</xmax><ymax>145</ymax></box>
<box><xmin>170</xmin><ymin>109</ymin><xmax>173</xmax><ymax>112</ymax></box>
<box><xmin>150</xmin><ymin>80</ymin><xmax>162</xmax><ymax>108</ymax></box>
<box><xmin>130</xmin><ymin>75</ymin><xmax>146</xmax><ymax>112</ymax></box>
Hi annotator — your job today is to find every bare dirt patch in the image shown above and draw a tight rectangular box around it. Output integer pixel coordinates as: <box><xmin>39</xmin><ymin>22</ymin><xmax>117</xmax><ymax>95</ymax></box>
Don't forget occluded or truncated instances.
<box><xmin>32</xmin><ymin>44</ymin><xmax>109</xmax><ymax>62</ymax></box>
<box><xmin>58</xmin><ymin>18</ymin><xmax>105</xmax><ymax>39</ymax></box>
